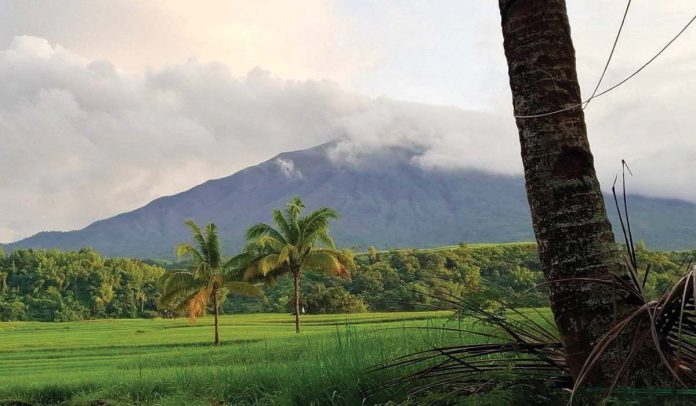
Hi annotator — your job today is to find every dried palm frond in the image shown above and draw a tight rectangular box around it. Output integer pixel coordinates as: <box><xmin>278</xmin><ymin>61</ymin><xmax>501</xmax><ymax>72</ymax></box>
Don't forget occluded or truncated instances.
<box><xmin>563</xmin><ymin>164</ymin><xmax>696</xmax><ymax>401</ymax></box>
<box><xmin>570</xmin><ymin>261</ymin><xmax>696</xmax><ymax>403</ymax></box>
<box><xmin>370</xmin><ymin>285</ymin><xmax>571</xmax><ymax>403</ymax></box>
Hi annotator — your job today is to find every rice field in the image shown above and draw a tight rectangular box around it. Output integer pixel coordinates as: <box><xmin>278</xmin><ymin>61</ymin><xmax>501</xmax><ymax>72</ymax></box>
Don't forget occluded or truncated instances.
<box><xmin>0</xmin><ymin>311</ymin><xmax>470</xmax><ymax>405</ymax></box>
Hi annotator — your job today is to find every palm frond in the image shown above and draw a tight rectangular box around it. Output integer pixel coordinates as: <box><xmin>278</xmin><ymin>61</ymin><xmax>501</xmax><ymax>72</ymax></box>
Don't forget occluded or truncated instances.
<box><xmin>173</xmin><ymin>291</ymin><xmax>200</xmax><ymax>313</ymax></box>
<box><xmin>569</xmin><ymin>262</ymin><xmax>696</xmax><ymax>401</ymax></box>
<box><xmin>246</xmin><ymin>223</ymin><xmax>287</xmax><ymax>245</ymax></box>
<box><xmin>255</xmin><ymin>235</ymin><xmax>287</xmax><ymax>252</ymax></box>
<box><xmin>373</xmin><ymin>284</ymin><xmax>568</xmax><ymax>400</ymax></box>
<box><xmin>254</xmin><ymin>265</ymin><xmax>289</xmax><ymax>287</ymax></box>
<box><xmin>205</xmin><ymin>223</ymin><xmax>221</xmax><ymax>269</ymax></box>
<box><xmin>303</xmin><ymin>252</ymin><xmax>350</xmax><ymax>279</ymax></box>
<box><xmin>298</xmin><ymin>208</ymin><xmax>337</xmax><ymax>249</ymax></box>
<box><xmin>159</xmin><ymin>270</ymin><xmax>194</xmax><ymax>287</ymax></box>
<box><xmin>258</xmin><ymin>254</ymin><xmax>282</xmax><ymax>276</ymax></box>
<box><xmin>277</xmin><ymin>244</ymin><xmax>297</xmax><ymax>265</ymax></box>
<box><xmin>184</xmin><ymin>287</ymin><xmax>211</xmax><ymax>322</ymax></box>
<box><xmin>159</xmin><ymin>270</ymin><xmax>195</xmax><ymax>291</ymax></box>
<box><xmin>301</xmin><ymin>208</ymin><xmax>338</xmax><ymax>234</ymax></box>
<box><xmin>175</xmin><ymin>243</ymin><xmax>204</xmax><ymax>264</ymax></box>
<box><xmin>183</xmin><ymin>220</ymin><xmax>207</xmax><ymax>252</ymax></box>
<box><xmin>284</xmin><ymin>198</ymin><xmax>304</xmax><ymax>242</ymax></box>
<box><xmin>242</xmin><ymin>262</ymin><xmax>263</xmax><ymax>282</ymax></box>
<box><xmin>224</xmin><ymin>281</ymin><xmax>265</xmax><ymax>299</ymax></box>
<box><xmin>316</xmin><ymin>248</ymin><xmax>355</xmax><ymax>270</ymax></box>
<box><xmin>158</xmin><ymin>271</ymin><xmax>204</xmax><ymax>306</ymax></box>
<box><xmin>221</xmin><ymin>257</ymin><xmax>245</xmax><ymax>280</ymax></box>
<box><xmin>239</xmin><ymin>254</ymin><xmax>285</xmax><ymax>282</ymax></box>
<box><xmin>285</xmin><ymin>197</ymin><xmax>305</xmax><ymax>222</ymax></box>
<box><xmin>316</xmin><ymin>232</ymin><xmax>336</xmax><ymax>249</ymax></box>
<box><xmin>272</xmin><ymin>209</ymin><xmax>294</xmax><ymax>242</ymax></box>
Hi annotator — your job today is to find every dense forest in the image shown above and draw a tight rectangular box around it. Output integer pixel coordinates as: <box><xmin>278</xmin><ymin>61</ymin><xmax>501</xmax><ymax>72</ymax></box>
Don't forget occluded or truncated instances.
<box><xmin>0</xmin><ymin>248</ymin><xmax>163</xmax><ymax>321</ymax></box>
<box><xmin>0</xmin><ymin>243</ymin><xmax>692</xmax><ymax>321</ymax></box>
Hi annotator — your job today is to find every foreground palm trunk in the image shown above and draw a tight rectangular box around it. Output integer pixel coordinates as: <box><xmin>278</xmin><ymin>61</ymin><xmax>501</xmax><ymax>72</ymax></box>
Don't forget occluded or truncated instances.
<box><xmin>497</xmin><ymin>0</ymin><xmax>644</xmax><ymax>382</ymax></box>
<box><xmin>293</xmin><ymin>271</ymin><xmax>301</xmax><ymax>334</ymax></box>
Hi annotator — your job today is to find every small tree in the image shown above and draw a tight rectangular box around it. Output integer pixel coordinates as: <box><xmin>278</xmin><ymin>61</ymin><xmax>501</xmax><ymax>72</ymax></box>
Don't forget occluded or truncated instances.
<box><xmin>0</xmin><ymin>271</ymin><xmax>7</xmax><ymax>293</ymax></box>
<box><xmin>159</xmin><ymin>220</ymin><xmax>263</xmax><ymax>345</ymax></box>
<box><xmin>231</xmin><ymin>197</ymin><xmax>353</xmax><ymax>333</ymax></box>
<box><xmin>367</xmin><ymin>246</ymin><xmax>379</xmax><ymax>264</ymax></box>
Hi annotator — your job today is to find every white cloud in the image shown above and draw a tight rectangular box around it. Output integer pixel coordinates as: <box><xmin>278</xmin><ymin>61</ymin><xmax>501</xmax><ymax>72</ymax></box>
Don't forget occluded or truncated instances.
<box><xmin>0</xmin><ymin>0</ymin><xmax>377</xmax><ymax>82</ymax></box>
<box><xmin>327</xmin><ymin>100</ymin><xmax>520</xmax><ymax>173</ymax></box>
<box><xmin>0</xmin><ymin>36</ymin><xmax>366</xmax><ymax>242</ymax></box>
<box><xmin>275</xmin><ymin>158</ymin><xmax>304</xmax><ymax>180</ymax></box>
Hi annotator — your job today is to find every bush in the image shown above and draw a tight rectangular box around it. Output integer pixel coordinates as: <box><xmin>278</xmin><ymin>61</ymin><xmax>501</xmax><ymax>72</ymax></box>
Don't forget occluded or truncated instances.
<box><xmin>303</xmin><ymin>284</ymin><xmax>368</xmax><ymax>314</ymax></box>
<box><xmin>0</xmin><ymin>299</ymin><xmax>26</xmax><ymax>321</ymax></box>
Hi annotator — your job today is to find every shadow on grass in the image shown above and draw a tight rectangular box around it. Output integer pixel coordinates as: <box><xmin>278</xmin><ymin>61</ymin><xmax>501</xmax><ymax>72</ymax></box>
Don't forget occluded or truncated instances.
<box><xmin>0</xmin><ymin>339</ymin><xmax>264</xmax><ymax>360</ymax></box>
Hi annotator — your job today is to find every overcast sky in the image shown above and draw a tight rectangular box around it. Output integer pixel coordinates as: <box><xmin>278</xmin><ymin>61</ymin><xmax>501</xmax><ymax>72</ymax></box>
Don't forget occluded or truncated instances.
<box><xmin>1</xmin><ymin>0</ymin><xmax>695</xmax><ymax>243</ymax></box>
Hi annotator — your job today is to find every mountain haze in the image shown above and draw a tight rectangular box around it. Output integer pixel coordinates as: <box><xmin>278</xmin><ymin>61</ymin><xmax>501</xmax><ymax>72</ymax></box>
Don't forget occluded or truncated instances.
<box><xmin>5</xmin><ymin>143</ymin><xmax>696</xmax><ymax>258</ymax></box>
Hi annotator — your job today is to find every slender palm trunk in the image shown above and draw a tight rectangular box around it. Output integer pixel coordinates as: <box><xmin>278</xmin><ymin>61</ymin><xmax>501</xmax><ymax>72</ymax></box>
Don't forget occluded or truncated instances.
<box><xmin>293</xmin><ymin>271</ymin><xmax>301</xmax><ymax>334</ymax></box>
<box><xmin>212</xmin><ymin>284</ymin><xmax>220</xmax><ymax>345</ymax></box>
<box><xmin>498</xmin><ymin>0</ymin><xmax>647</xmax><ymax>383</ymax></box>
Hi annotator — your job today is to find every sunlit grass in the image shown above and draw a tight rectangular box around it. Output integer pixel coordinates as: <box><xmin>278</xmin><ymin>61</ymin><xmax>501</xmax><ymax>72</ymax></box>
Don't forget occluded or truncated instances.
<box><xmin>0</xmin><ymin>311</ymin><xmax>475</xmax><ymax>405</ymax></box>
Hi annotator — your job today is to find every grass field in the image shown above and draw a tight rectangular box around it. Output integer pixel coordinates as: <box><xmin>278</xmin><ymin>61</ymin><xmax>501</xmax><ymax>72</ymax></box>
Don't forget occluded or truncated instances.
<box><xmin>0</xmin><ymin>311</ymin><xmax>475</xmax><ymax>405</ymax></box>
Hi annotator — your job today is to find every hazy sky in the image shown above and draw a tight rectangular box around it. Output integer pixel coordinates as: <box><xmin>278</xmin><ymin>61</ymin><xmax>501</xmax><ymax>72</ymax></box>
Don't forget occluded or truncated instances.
<box><xmin>1</xmin><ymin>1</ymin><xmax>695</xmax><ymax>242</ymax></box>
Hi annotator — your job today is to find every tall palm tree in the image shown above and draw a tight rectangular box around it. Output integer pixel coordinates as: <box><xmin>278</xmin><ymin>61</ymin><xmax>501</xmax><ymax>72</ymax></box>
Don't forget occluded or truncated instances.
<box><xmin>231</xmin><ymin>197</ymin><xmax>353</xmax><ymax>333</ymax></box>
<box><xmin>159</xmin><ymin>220</ymin><xmax>263</xmax><ymax>345</ymax></box>
<box><xmin>498</xmin><ymin>0</ymin><xmax>646</xmax><ymax>383</ymax></box>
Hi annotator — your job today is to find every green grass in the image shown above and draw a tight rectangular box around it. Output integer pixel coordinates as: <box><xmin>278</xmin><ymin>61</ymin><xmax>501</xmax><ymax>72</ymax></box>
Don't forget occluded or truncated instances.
<box><xmin>0</xmin><ymin>311</ymin><xmax>477</xmax><ymax>405</ymax></box>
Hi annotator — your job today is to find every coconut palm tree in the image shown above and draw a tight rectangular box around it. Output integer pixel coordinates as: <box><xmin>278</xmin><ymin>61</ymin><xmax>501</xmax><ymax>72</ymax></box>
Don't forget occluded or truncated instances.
<box><xmin>230</xmin><ymin>197</ymin><xmax>353</xmax><ymax>333</ymax></box>
<box><xmin>159</xmin><ymin>220</ymin><xmax>263</xmax><ymax>345</ymax></box>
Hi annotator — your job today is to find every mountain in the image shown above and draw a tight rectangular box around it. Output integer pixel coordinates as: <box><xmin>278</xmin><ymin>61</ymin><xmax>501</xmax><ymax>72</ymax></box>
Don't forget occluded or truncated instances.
<box><xmin>5</xmin><ymin>143</ymin><xmax>696</xmax><ymax>258</ymax></box>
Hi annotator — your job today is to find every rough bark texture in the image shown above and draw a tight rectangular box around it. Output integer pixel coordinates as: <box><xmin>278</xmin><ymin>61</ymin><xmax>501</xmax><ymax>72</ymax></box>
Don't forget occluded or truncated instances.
<box><xmin>498</xmin><ymin>0</ymin><xmax>644</xmax><ymax>382</ymax></box>
<box><xmin>293</xmin><ymin>271</ymin><xmax>301</xmax><ymax>334</ymax></box>
<box><xmin>212</xmin><ymin>283</ymin><xmax>220</xmax><ymax>346</ymax></box>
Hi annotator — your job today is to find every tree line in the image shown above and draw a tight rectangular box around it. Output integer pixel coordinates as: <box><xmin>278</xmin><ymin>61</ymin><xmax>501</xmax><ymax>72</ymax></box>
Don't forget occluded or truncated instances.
<box><xmin>2</xmin><ymin>229</ymin><xmax>690</xmax><ymax>325</ymax></box>
<box><xmin>0</xmin><ymin>248</ymin><xmax>163</xmax><ymax>321</ymax></box>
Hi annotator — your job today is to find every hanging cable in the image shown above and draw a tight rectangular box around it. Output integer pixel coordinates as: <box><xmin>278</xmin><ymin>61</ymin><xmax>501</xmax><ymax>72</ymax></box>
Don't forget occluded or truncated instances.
<box><xmin>583</xmin><ymin>0</ymin><xmax>632</xmax><ymax>110</ymax></box>
<box><xmin>514</xmin><ymin>14</ymin><xmax>696</xmax><ymax>119</ymax></box>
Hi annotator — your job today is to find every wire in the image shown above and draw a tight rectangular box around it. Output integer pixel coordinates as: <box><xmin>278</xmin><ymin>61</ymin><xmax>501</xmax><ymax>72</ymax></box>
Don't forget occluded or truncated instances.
<box><xmin>583</xmin><ymin>0</ymin><xmax>632</xmax><ymax>110</ymax></box>
<box><xmin>514</xmin><ymin>14</ymin><xmax>696</xmax><ymax>119</ymax></box>
<box><xmin>590</xmin><ymin>15</ymin><xmax>696</xmax><ymax>100</ymax></box>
